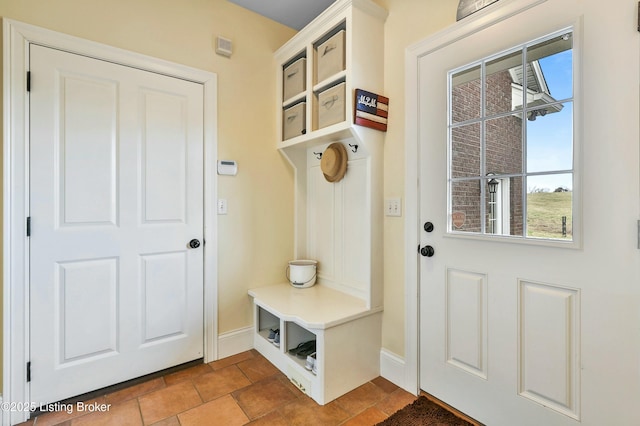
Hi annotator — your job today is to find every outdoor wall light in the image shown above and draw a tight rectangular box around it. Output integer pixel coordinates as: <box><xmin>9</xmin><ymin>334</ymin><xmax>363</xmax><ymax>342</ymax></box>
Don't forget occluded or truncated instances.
<box><xmin>488</xmin><ymin>177</ymin><xmax>499</xmax><ymax>194</ymax></box>
<box><xmin>487</xmin><ymin>176</ymin><xmax>499</xmax><ymax>234</ymax></box>
<box><xmin>527</xmin><ymin>109</ymin><xmax>548</xmax><ymax>121</ymax></box>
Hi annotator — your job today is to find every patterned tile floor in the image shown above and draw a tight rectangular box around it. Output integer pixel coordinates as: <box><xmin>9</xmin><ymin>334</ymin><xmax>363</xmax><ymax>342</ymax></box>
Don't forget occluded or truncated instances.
<box><xmin>18</xmin><ymin>350</ymin><xmax>417</xmax><ymax>425</ymax></box>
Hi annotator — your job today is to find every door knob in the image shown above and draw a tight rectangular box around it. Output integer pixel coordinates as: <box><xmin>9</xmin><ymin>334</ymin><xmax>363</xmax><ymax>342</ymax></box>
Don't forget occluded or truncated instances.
<box><xmin>420</xmin><ymin>245</ymin><xmax>435</xmax><ymax>257</ymax></box>
<box><xmin>189</xmin><ymin>239</ymin><xmax>201</xmax><ymax>249</ymax></box>
<box><xmin>423</xmin><ymin>222</ymin><xmax>434</xmax><ymax>232</ymax></box>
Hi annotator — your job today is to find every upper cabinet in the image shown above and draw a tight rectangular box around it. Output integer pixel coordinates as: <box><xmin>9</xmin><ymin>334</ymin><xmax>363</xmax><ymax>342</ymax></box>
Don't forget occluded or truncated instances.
<box><xmin>276</xmin><ymin>0</ymin><xmax>388</xmax><ymax>149</ymax></box>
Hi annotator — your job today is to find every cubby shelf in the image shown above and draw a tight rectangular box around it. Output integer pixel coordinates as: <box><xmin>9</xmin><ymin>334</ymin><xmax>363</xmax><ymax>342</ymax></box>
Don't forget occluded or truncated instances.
<box><xmin>275</xmin><ymin>0</ymin><xmax>387</xmax><ymax>148</ymax></box>
<box><xmin>249</xmin><ymin>0</ymin><xmax>387</xmax><ymax>407</ymax></box>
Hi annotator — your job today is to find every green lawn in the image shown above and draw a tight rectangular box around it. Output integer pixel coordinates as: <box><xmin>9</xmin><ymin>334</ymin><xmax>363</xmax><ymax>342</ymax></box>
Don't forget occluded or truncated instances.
<box><xmin>527</xmin><ymin>191</ymin><xmax>572</xmax><ymax>239</ymax></box>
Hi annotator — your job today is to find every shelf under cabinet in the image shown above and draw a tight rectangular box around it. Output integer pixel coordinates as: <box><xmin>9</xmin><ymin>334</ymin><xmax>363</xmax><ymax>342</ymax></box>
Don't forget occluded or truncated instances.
<box><xmin>277</xmin><ymin>121</ymin><xmax>354</xmax><ymax>150</ymax></box>
<box><xmin>313</xmin><ymin>70</ymin><xmax>347</xmax><ymax>93</ymax></box>
<box><xmin>283</xmin><ymin>92</ymin><xmax>306</xmax><ymax>108</ymax></box>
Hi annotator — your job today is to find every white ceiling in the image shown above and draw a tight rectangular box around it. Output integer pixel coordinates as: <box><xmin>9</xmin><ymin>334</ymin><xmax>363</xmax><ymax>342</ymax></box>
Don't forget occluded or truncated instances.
<box><xmin>228</xmin><ymin>0</ymin><xmax>337</xmax><ymax>30</ymax></box>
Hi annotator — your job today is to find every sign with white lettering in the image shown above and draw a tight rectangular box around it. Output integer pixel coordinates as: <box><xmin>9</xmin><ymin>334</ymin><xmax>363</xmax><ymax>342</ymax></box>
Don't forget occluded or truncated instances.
<box><xmin>354</xmin><ymin>89</ymin><xmax>388</xmax><ymax>132</ymax></box>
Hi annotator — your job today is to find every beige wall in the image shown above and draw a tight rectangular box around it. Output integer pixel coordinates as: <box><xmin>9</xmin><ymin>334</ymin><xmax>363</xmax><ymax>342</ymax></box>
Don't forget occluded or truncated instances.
<box><xmin>0</xmin><ymin>0</ymin><xmax>296</xmax><ymax>389</ymax></box>
<box><xmin>374</xmin><ymin>0</ymin><xmax>458</xmax><ymax>356</ymax></box>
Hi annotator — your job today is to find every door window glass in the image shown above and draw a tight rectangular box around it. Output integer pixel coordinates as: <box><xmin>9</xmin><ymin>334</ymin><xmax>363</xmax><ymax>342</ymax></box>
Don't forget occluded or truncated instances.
<box><xmin>448</xmin><ymin>30</ymin><xmax>574</xmax><ymax>240</ymax></box>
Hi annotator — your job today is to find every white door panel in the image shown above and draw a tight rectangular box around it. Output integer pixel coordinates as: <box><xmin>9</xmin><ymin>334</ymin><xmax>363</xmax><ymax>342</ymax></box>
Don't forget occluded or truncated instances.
<box><xmin>59</xmin><ymin>76</ymin><xmax>118</xmax><ymax>226</ymax></box>
<box><xmin>140</xmin><ymin>89</ymin><xmax>189</xmax><ymax>223</ymax></box>
<box><xmin>58</xmin><ymin>258</ymin><xmax>119</xmax><ymax>362</ymax></box>
<box><xmin>418</xmin><ymin>1</ymin><xmax>639</xmax><ymax>425</ymax></box>
<box><xmin>141</xmin><ymin>252</ymin><xmax>188</xmax><ymax>343</ymax></box>
<box><xmin>518</xmin><ymin>280</ymin><xmax>580</xmax><ymax>417</ymax></box>
<box><xmin>30</xmin><ymin>45</ymin><xmax>204</xmax><ymax>404</ymax></box>
<box><xmin>445</xmin><ymin>268</ymin><xmax>488</xmax><ymax>380</ymax></box>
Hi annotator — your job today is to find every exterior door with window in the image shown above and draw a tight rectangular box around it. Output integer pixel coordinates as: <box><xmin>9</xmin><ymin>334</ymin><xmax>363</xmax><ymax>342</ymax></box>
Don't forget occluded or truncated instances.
<box><xmin>418</xmin><ymin>1</ymin><xmax>639</xmax><ymax>425</ymax></box>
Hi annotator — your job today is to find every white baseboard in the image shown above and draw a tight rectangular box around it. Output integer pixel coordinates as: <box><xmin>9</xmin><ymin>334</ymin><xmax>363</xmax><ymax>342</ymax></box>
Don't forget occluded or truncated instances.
<box><xmin>380</xmin><ymin>348</ymin><xmax>410</xmax><ymax>392</ymax></box>
<box><xmin>217</xmin><ymin>326</ymin><xmax>254</xmax><ymax>359</ymax></box>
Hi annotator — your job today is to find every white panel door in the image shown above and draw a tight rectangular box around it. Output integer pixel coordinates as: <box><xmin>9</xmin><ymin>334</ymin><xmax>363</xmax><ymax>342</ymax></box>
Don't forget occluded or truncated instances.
<box><xmin>418</xmin><ymin>1</ymin><xmax>639</xmax><ymax>425</ymax></box>
<box><xmin>29</xmin><ymin>44</ymin><xmax>204</xmax><ymax>404</ymax></box>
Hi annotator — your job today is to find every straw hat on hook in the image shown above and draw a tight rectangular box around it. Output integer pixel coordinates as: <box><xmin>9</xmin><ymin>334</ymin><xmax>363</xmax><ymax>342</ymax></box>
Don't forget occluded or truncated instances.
<box><xmin>320</xmin><ymin>142</ymin><xmax>348</xmax><ymax>183</ymax></box>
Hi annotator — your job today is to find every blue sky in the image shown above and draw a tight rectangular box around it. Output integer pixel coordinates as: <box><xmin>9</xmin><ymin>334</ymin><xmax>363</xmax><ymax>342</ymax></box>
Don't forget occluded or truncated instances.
<box><xmin>525</xmin><ymin>49</ymin><xmax>573</xmax><ymax>192</ymax></box>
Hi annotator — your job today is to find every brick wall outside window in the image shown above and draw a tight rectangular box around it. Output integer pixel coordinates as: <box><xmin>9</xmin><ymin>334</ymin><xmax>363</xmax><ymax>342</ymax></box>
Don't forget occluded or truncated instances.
<box><xmin>451</xmin><ymin>70</ymin><xmax>523</xmax><ymax>235</ymax></box>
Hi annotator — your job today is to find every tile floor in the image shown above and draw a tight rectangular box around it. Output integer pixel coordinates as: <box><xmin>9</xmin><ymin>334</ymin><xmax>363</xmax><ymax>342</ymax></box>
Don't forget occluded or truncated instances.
<box><xmin>18</xmin><ymin>350</ymin><xmax>418</xmax><ymax>426</ymax></box>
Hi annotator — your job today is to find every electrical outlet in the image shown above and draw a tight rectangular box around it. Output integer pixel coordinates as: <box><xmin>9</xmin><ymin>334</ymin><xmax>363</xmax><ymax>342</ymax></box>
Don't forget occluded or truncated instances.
<box><xmin>385</xmin><ymin>198</ymin><xmax>401</xmax><ymax>217</ymax></box>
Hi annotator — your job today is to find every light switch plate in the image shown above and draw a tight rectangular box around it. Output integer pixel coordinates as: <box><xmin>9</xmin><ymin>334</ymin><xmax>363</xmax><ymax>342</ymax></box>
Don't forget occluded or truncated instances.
<box><xmin>218</xmin><ymin>199</ymin><xmax>228</xmax><ymax>215</ymax></box>
<box><xmin>385</xmin><ymin>198</ymin><xmax>401</xmax><ymax>217</ymax></box>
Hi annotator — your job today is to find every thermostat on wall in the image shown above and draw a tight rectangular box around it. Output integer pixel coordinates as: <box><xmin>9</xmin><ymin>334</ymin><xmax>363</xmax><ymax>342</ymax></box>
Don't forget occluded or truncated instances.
<box><xmin>217</xmin><ymin>160</ymin><xmax>238</xmax><ymax>176</ymax></box>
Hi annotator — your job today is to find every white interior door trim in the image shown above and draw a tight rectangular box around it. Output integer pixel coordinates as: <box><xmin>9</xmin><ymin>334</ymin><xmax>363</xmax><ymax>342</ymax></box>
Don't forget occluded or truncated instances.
<box><xmin>403</xmin><ymin>0</ymin><xmax>546</xmax><ymax>396</ymax></box>
<box><xmin>3</xmin><ymin>19</ymin><xmax>218</xmax><ymax>425</ymax></box>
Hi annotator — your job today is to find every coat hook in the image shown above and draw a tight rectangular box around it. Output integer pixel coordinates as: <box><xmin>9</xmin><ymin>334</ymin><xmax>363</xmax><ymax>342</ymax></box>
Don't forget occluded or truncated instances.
<box><xmin>348</xmin><ymin>144</ymin><xmax>358</xmax><ymax>153</ymax></box>
<box><xmin>313</xmin><ymin>151</ymin><xmax>323</xmax><ymax>159</ymax></box>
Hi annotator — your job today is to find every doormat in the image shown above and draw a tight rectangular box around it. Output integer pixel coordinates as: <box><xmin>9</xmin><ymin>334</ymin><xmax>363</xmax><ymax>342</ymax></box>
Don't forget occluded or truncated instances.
<box><xmin>376</xmin><ymin>396</ymin><xmax>475</xmax><ymax>426</ymax></box>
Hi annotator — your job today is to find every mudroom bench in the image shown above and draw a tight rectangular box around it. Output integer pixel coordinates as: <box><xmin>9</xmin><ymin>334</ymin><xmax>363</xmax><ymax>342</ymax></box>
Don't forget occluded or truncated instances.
<box><xmin>248</xmin><ymin>283</ymin><xmax>382</xmax><ymax>405</ymax></box>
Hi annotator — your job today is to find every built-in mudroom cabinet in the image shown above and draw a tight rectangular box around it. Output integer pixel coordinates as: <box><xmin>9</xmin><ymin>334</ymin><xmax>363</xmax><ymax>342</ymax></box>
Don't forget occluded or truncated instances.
<box><xmin>248</xmin><ymin>0</ymin><xmax>387</xmax><ymax>405</ymax></box>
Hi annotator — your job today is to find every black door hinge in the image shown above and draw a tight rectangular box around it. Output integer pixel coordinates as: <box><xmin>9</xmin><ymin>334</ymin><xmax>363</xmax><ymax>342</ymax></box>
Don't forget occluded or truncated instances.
<box><xmin>26</xmin><ymin>71</ymin><xmax>31</xmax><ymax>92</ymax></box>
<box><xmin>26</xmin><ymin>361</ymin><xmax>31</xmax><ymax>382</ymax></box>
<box><xmin>26</xmin><ymin>217</ymin><xmax>31</xmax><ymax>237</ymax></box>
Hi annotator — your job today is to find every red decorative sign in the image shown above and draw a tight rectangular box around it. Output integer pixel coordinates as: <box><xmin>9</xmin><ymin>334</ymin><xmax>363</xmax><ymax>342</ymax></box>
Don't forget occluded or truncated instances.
<box><xmin>452</xmin><ymin>211</ymin><xmax>466</xmax><ymax>229</ymax></box>
<box><xmin>354</xmin><ymin>89</ymin><xmax>388</xmax><ymax>132</ymax></box>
